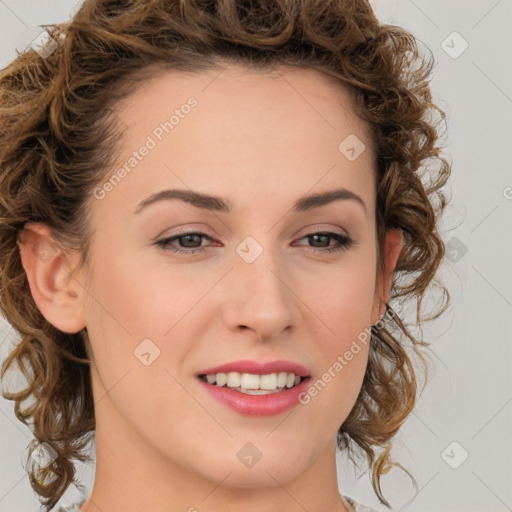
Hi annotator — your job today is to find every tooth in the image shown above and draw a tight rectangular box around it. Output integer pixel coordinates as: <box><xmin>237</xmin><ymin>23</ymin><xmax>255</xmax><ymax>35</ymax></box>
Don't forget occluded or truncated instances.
<box><xmin>277</xmin><ymin>372</ymin><xmax>288</xmax><ymax>388</ymax></box>
<box><xmin>240</xmin><ymin>373</ymin><xmax>260</xmax><ymax>389</ymax></box>
<box><xmin>260</xmin><ymin>373</ymin><xmax>277</xmax><ymax>390</ymax></box>
<box><xmin>216</xmin><ymin>372</ymin><xmax>227</xmax><ymax>386</ymax></box>
<box><xmin>226</xmin><ymin>372</ymin><xmax>241</xmax><ymax>387</ymax></box>
<box><xmin>209</xmin><ymin>371</ymin><xmax>301</xmax><ymax>390</ymax></box>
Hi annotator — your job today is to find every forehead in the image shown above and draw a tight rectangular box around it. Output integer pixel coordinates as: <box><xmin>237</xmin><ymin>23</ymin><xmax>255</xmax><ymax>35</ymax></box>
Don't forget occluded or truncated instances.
<box><xmin>116</xmin><ymin>63</ymin><xmax>371</xmax><ymax>143</ymax></box>
<box><xmin>94</xmin><ymin>63</ymin><xmax>376</xmax><ymax>218</ymax></box>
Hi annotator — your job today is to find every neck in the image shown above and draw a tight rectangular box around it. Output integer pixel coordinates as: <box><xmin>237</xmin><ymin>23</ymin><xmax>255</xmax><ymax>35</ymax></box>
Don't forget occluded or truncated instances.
<box><xmin>80</xmin><ymin>399</ymin><xmax>350</xmax><ymax>512</ymax></box>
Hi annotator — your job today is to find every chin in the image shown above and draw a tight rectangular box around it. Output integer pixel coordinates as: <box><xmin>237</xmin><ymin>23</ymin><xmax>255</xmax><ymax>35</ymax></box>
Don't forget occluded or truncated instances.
<box><xmin>210</xmin><ymin>463</ymin><xmax>304</xmax><ymax>489</ymax></box>
<box><xmin>189</xmin><ymin>445</ymin><xmax>311</xmax><ymax>489</ymax></box>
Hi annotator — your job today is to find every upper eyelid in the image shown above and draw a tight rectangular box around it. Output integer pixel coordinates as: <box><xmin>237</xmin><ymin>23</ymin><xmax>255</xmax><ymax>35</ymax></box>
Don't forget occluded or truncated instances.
<box><xmin>154</xmin><ymin>218</ymin><xmax>353</xmax><ymax>239</ymax></box>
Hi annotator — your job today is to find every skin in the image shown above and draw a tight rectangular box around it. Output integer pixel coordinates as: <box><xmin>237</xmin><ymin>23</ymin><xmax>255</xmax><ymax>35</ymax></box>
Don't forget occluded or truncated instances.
<box><xmin>17</xmin><ymin>64</ymin><xmax>403</xmax><ymax>512</ymax></box>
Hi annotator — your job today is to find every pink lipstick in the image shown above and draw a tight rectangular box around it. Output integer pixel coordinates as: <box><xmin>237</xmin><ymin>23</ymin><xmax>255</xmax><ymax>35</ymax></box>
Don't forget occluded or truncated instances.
<box><xmin>196</xmin><ymin>359</ymin><xmax>312</xmax><ymax>416</ymax></box>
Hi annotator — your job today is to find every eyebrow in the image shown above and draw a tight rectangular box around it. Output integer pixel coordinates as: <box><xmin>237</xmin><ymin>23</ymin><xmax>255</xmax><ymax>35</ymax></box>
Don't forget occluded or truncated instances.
<box><xmin>134</xmin><ymin>187</ymin><xmax>367</xmax><ymax>214</ymax></box>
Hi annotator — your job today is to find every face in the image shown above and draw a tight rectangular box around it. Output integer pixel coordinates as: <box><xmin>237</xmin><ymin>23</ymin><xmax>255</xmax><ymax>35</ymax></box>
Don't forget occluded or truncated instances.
<box><xmin>72</xmin><ymin>64</ymin><xmax>388</xmax><ymax>488</ymax></box>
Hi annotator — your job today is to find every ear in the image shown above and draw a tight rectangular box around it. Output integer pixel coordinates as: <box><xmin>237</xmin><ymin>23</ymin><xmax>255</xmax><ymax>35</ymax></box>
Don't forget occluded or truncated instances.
<box><xmin>371</xmin><ymin>228</ymin><xmax>403</xmax><ymax>325</ymax></box>
<box><xmin>16</xmin><ymin>222</ymin><xmax>87</xmax><ymax>334</ymax></box>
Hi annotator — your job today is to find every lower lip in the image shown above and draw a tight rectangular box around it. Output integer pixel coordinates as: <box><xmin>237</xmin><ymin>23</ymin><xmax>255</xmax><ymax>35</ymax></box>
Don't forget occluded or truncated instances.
<box><xmin>197</xmin><ymin>376</ymin><xmax>312</xmax><ymax>416</ymax></box>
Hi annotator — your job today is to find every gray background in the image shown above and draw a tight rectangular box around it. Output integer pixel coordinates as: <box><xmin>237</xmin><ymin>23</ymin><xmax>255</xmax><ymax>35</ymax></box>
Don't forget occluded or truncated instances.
<box><xmin>0</xmin><ymin>0</ymin><xmax>511</xmax><ymax>511</ymax></box>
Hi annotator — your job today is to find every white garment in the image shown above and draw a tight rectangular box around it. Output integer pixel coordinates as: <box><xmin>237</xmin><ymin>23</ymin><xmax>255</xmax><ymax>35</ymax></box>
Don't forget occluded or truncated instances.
<box><xmin>54</xmin><ymin>494</ymin><xmax>383</xmax><ymax>512</ymax></box>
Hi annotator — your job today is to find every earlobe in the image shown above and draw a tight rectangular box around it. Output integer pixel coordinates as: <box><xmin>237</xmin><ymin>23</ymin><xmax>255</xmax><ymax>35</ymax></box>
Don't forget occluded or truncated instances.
<box><xmin>372</xmin><ymin>228</ymin><xmax>403</xmax><ymax>324</ymax></box>
<box><xmin>16</xmin><ymin>222</ymin><xmax>87</xmax><ymax>334</ymax></box>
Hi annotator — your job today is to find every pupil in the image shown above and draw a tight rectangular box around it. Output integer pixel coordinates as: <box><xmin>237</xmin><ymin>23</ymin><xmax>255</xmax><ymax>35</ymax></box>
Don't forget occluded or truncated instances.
<box><xmin>183</xmin><ymin>234</ymin><xmax>200</xmax><ymax>247</ymax></box>
<box><xmin>311</xmin><ymin>234</ymin><xmax>328</xmax><ymax>247</ymax></box>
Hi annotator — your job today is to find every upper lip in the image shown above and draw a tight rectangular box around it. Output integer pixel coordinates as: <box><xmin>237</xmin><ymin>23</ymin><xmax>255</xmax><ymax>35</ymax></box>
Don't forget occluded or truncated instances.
<box><xmin>197</xmin><ymin>359</ymin><xmax>311</xmax><ymax>378</ymax></box>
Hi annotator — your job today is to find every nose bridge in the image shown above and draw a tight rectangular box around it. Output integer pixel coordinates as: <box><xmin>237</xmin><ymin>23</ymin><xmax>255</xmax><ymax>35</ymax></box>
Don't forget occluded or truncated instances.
<box><xmin>238</xmin><ymin>230</ymin><xmax>289</xmax><ymax>285</ymax></box>
<box><xmin>226</xmin><ymin>233</ymin><xmax>297</xmax><ymax>339</ymax></box>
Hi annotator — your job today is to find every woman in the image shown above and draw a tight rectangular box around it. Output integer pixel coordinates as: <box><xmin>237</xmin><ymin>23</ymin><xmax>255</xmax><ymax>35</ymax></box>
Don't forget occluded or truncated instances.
<box><xmin>0</xmin><ymin>1</ymin><xmax>451</xmax><ymax>511</ymax></box>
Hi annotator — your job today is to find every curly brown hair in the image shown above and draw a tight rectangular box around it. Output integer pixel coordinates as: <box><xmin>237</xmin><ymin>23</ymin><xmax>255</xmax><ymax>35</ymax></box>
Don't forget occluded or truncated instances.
<box><xmin>0</xmin><ymin>0</ymin><xmax>451</xmax><ymax>510</ymax></box>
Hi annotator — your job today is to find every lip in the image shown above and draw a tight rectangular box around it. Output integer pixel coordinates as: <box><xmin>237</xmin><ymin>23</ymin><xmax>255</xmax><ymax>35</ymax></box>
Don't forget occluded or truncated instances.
<box><xmin>197</xmin><ymin>375</ymin><xmax>312</xmax><ymax>416</ymax></box>
<box><xmin>197</xmin><ymin>359</ymin><xmax>311</xmax><ymax>378</ymax></box>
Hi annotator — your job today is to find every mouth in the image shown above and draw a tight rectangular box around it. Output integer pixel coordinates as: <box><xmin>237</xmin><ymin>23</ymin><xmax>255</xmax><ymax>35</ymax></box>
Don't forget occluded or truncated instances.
<box><xmin>197</xmin><ymin>372</ymin><xmax>310</xmax><ymax>395</ymax></box>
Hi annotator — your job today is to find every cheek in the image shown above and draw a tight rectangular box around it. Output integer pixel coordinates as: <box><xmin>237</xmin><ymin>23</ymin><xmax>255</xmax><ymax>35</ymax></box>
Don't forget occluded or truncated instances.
<box><xmin>82</xmin><ymin>255</ymin><xmax>191</xmax><ymax>437</ymax></box>
<box><xmin>289</xmin><ymin>261</ymin><xmax>375</xmax><ymax>427</ymax></box>
<box><xmin>301</xmin><ymin>332</ymin><xmax>370</xmax><ymax>440</ymax></box>
<box><xmin>81</xmin><ymin>241</ymin><xmax>207</xmax><ymax>412</ymax></box>
<box><xmin>84</xmin><ymin>240</ymin><xmax>191</xmax><ymax>339</ymax></box>
<box><xmin>301</xmin><ymin>259</ymin><xmax>376</xmax><ymax>338</ymax></box>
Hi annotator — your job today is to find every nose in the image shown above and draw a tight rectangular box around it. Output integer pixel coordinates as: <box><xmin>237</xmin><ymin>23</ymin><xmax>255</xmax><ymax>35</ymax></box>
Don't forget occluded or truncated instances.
<box><xmin>223</xmin><ymin>240</ymin><xmax>299</xmax><ymax>341</ymax></box>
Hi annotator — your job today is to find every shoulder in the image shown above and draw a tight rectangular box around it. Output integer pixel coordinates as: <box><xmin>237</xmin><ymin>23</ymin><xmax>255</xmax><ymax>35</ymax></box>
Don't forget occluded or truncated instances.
<box><xmin>341</xmin><ymin>494</ymin><xmax>385</xmax><ymax>512</ymax></box>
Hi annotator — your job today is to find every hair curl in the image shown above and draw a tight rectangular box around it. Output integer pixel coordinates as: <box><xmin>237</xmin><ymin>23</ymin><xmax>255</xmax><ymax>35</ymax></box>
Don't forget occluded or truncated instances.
<box><xmin>0</xmin><ymin>0</ymin><xmax>451</xmax><ymax>510</ymax></box>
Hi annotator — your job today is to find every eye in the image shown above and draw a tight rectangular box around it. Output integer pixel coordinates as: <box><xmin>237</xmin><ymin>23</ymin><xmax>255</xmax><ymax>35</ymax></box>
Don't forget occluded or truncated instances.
<box><xmin>155</xmin><ymin>231</ymin><xmax>214</xmax><ymax>254</ymax></box>
<box><xmin>294</xmin><ymin>231</ymin><xmax>354</xmax><ymax>253</ymax></box>
<box><xmin>155</xmin><ymin>229</ymin><xmax>354</xmax><ymax>255</ymax></box>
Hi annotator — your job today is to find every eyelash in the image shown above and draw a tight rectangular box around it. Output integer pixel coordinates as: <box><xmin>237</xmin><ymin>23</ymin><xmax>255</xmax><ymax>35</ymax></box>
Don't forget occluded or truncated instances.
<box><xmin>155</xmin><ymin>230</ymin><xmax>354</xmax><ymax>255</ymax></box>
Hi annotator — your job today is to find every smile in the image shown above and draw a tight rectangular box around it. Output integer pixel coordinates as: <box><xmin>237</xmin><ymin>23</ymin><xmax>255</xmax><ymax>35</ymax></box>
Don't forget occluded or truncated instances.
<box><xmin>198</xmin><ymin>371</ymin><xmax>305</xmax><ymax>394</ymax></box>
<box><xmin>197</xmin><ymin>373</ymin><xmax>312</xmax><ymax>416</ymax></box>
